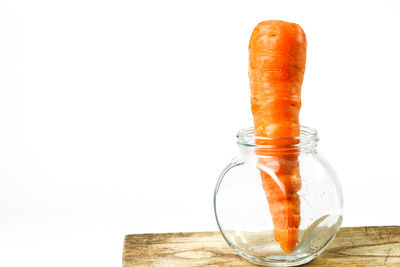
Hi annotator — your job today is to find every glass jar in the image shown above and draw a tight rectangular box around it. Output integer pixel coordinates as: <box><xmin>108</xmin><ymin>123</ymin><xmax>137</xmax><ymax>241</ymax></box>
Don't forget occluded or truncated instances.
<box><xmin>214</xmin><ymin>126</ymin><xmax>343</xmax><ymax>266</ymax></box>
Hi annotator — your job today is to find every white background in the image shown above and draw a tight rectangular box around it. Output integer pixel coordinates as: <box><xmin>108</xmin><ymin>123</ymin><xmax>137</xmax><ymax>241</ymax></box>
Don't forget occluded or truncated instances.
<box><xmin>1</xmin><ymin>0</ymin><xmax>399</xmax><ymax>266</ymax></box>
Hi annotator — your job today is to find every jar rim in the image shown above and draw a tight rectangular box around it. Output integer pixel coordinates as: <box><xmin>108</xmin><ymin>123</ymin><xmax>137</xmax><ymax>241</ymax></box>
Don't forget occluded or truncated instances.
<box><xmin>236</xmin><ymin>125</ymin><xmax>319</xmax><ymax>148</ymax></box>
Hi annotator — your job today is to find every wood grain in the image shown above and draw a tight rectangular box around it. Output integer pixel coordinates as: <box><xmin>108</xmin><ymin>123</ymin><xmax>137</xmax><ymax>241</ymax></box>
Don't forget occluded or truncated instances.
<box><xmin>123</xmin><ymin>226</ymin><xmax>400</xmax><ymax>266</ymax></box>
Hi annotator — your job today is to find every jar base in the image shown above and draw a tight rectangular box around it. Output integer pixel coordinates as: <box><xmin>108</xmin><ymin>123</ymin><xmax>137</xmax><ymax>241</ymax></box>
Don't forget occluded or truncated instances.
<box><xmin>234</xmin><ymin>248</ymin><xmax>319</xmax><ymax>266</ymax></box>
<box><xmin>230</xmin><ymin>228</ymin><xmax>340</xmax><ymax>267</ymax></box>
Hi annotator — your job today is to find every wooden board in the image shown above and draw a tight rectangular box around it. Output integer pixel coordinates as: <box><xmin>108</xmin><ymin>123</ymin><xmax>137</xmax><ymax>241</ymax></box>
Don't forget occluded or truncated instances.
<box><xmin>123</xmin><ymin>226</ymin><xmax>400</xmax><ymax>266</ymax></box>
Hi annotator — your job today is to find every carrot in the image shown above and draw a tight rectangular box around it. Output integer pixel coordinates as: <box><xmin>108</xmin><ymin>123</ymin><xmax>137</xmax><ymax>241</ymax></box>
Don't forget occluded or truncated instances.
<box><xmin>248</xmin><ymin>20</ymin><xmax>307</xmax><ymax>253</ymax></box>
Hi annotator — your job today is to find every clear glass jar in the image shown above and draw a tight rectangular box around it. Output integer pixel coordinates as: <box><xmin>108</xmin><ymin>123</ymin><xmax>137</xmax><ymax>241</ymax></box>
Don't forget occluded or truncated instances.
<box><xmin>214</xmin><ymin>126</ymin><xmax>343</xmax><ymax>266</ymax></box>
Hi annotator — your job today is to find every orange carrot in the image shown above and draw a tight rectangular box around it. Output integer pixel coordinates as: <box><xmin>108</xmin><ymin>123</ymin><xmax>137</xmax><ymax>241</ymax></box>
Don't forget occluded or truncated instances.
<box><xmin>248</xmin><ymin>20</ymin><xmax>307</xmax><ymax>253</ymax></box>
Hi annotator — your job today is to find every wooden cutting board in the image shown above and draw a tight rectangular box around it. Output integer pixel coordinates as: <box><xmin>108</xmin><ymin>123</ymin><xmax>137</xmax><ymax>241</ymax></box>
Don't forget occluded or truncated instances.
<box><xmin>123</xmin><ymin>226</ymin><xmax>400</xmax><ymax>266</ymax></box>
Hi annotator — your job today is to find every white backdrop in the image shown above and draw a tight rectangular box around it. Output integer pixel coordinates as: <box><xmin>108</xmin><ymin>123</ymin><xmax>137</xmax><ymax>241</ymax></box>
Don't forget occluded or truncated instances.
<box><xmin>1</xmin><ymin>0</ymin><xmax>399</xmax><ymax>266</ymax></box>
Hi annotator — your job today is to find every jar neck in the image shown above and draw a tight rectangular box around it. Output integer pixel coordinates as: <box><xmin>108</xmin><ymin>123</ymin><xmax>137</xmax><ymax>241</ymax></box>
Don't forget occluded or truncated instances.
<box><xmin>236</xmin><ymin>126</ymin><xmax>319</xmax><ymax>155</ymax></box>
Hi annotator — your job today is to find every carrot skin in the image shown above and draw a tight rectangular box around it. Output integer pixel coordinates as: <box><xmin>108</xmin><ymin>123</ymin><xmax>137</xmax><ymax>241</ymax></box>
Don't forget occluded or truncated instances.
<box><xmin>249</xmin><ymin>20</ymin><xmax>307</xmax><ymax>253</ymax></box>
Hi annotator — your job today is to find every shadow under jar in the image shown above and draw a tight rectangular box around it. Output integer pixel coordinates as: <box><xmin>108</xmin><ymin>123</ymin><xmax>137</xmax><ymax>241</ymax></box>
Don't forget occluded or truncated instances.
<box><xmin>214</xmin><ymin>126</ymin><xmax>343</xmax><ymax>266</ymax></box>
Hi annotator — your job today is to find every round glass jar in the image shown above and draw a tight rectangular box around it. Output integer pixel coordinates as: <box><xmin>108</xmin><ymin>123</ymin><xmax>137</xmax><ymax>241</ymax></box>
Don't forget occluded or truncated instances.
<box><xmin>214</xmin><ymin>126</ymin><xmax>343</xmax><ymax>266</ymax></box>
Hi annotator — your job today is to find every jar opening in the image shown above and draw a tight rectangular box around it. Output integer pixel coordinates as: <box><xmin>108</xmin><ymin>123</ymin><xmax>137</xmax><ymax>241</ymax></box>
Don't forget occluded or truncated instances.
<box><xmin>237</xmin><ymin>126</ymin><xmax>319</xmax><ymax>149</ymax></box>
